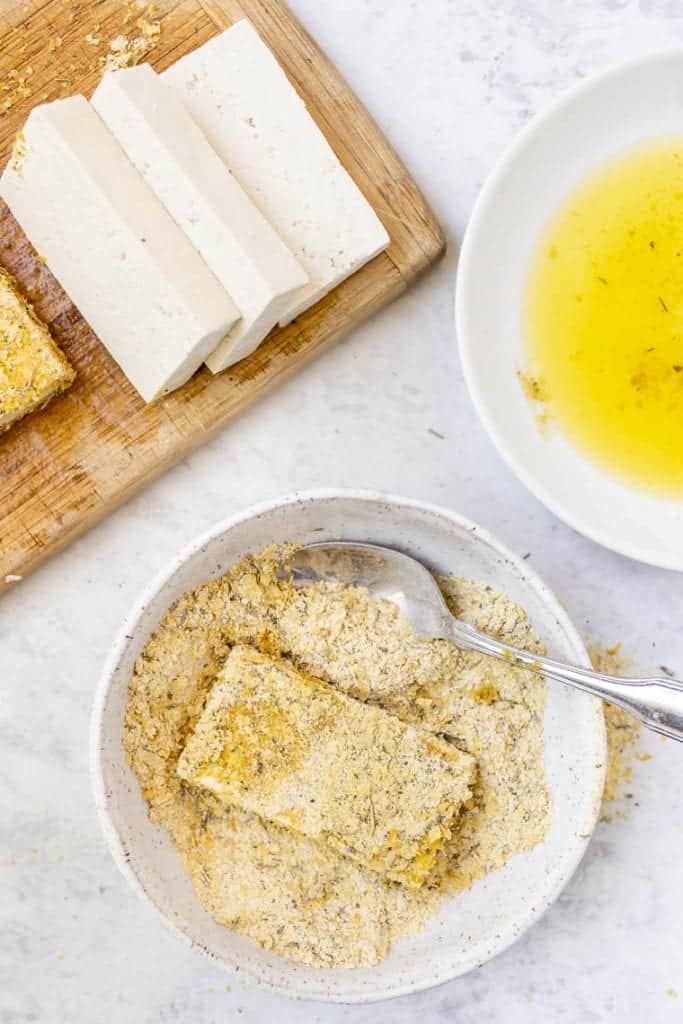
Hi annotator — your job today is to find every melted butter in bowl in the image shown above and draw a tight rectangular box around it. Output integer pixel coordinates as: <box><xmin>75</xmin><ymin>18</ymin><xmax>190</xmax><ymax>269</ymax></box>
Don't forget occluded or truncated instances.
<box><xmin>524</xmin><ymin>138</ymin><xmax>683</xmax><ymax>498</ymax></box>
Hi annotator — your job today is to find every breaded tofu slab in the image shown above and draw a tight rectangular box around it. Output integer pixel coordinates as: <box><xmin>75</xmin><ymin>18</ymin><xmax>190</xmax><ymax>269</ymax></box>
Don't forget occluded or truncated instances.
<box><xmin>177</xmin><ymin>646</ymin><xmax>476</xmax><ymax>888</ymax></box>
<box><xmin>0</xmin><ymin>266</ymin><xmax>74</xmax><ymax>433</ymax></box>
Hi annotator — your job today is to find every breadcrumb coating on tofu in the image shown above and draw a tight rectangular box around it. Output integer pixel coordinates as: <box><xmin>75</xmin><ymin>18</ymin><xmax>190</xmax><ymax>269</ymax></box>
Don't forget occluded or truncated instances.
<box><xmin>0</xmin><ymin>267</ymin><xmax>74</xmax><ymax>433</ymax></box>
<box><xmin>185</xmin><ymin>802</ymin><xmax>392</xmax><ymax>968</ymax></box>
<box><xmin>178</xmin><ymin>647</ymin><xmax>476</xmax><ymax>888</ymax></box>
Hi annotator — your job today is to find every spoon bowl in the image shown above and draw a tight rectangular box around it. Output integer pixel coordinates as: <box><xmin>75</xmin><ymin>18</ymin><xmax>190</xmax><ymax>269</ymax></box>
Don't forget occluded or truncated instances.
<box><xmin>287</xmin><ymin>539</ymin><xmax>453</xmax><ymax>637</ymax></box>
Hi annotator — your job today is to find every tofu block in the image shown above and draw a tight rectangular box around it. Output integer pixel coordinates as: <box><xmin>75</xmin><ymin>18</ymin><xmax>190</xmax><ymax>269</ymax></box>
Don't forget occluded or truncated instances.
<box><xmin>0</xmin><ymin>96</ymin><xmax>240</xmax><ymax>402</ymax></box>
<box><xmin>92</xmin><ymin>66</ymin><xmax>308</xmax><ymax>371</ymax></box>
<box><xmin>164</xmin><ymin>19</ymin><xmax>390</xmax><ymax>325</ymax></box>
<box><xmin>0</xmin><ymin>267</ymin><xmax>75</xmax><ymax>432</ymax></box>
<box><xmin>177</xmin><ymin>647</ymin><xmax>476</xmax><ymax>888</ymax></box>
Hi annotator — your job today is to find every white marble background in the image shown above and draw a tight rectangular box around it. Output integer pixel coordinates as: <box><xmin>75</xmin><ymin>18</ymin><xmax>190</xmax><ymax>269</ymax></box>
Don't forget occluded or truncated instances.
<box><xmin>3</xmin><ymin>1</ymin><xmax>683</xmax><ymax>1021</ymax></box>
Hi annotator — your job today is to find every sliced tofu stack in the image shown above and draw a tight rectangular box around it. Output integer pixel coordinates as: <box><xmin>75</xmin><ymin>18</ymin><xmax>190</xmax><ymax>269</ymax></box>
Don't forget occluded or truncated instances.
<box><xmin>92</xmin><ymin>65</ymin><xmax>308</xmax><ymax>372</ymax></box>
<box><xmin>0</xmin><ymin>266</ymin><xmax>75</xmax><ymax>432</ymax></box>
<box><xmin>0</xmin><ymin>96</ymin><xmax>240</xmax><ymax>402</ymax></box>
<box><xmin>177</xmin><ymin>647</ymin><xmax>476</xmax><ymax>888</ymax></box>
<box><xmin>164</xmin><ymin>19</ymin><xmax>390</xmax><ymax>326</ymax></box>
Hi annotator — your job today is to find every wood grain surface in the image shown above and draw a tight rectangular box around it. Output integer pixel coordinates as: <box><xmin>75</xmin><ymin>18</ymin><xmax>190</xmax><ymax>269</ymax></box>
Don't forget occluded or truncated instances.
<box><xmin>0</xmin><ymin>0</ymin><xmax>445</xmax><ymax>590</ymax></box>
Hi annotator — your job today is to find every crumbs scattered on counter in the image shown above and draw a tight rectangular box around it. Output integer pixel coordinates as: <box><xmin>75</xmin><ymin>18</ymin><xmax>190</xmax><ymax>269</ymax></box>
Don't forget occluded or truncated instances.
<box><xmin>589</xmin><ymin>642</ymin><xmax>651</xmax><ymax>819</ymax></box>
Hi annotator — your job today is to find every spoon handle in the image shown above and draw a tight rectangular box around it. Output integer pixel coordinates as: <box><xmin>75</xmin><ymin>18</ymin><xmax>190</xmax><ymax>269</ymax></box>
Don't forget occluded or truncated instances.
<box><xmin>449</xmin><ymin>618</ymin><xmax>683</xmax><ymax>742</ymax></box>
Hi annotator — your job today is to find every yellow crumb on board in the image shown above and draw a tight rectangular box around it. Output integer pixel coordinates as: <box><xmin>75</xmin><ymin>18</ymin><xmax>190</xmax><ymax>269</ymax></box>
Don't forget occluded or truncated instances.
<box><xmin>99</xmin><ymin>17</ymin><xmax>161</xmax><ymax>71</ymax></box>
<box><xmin>9</xmin><ymin>130</ymin><xmax>26</xmax><ymax>173</ymax></box>
<box><xmin>0</xmin><ymin>0</ymin><xmax>164</xmax><ymax>102</ymax></box>
<box><xmin>1</xmin><ymin>68</ymin><xmax>33</xmax><ymax>110</ymax></box>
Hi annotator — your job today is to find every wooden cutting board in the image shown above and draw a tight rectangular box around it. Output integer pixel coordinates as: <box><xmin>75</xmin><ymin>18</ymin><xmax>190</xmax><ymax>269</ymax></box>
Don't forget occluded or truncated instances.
<box><xmin>0</xmin><ymin>0</ymin><xmax>445</xmax><ymax>591</ymax></box>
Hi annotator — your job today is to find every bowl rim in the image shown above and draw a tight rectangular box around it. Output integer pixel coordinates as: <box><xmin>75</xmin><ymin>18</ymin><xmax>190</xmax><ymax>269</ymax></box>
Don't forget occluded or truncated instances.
<box><xmin>455</xmin><ymin>48</ymin><xmax>683</xmax><ymax>572</ymax></box>
<box><xmin>90</xmin><ymin>487</ymin><xmax>606</xmax><ymax>1003</ymax></box>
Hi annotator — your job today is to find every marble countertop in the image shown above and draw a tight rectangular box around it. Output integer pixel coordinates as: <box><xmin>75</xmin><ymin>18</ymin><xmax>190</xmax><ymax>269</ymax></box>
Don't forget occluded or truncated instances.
<box><xmin>3</xmin><ymin>1</ymin><xmax>683</xmax><ymax>1021</ymax></box>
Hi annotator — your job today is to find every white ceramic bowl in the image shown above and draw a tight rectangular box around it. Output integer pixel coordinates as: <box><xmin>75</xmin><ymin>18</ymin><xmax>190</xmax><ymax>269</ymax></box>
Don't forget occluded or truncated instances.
<box><xmin>456</xmin><ymin>51</ymin><xmax>683</xmax><ymax>570</ymax></box>
<box><xmin>91</xmin><ymin>490</ymin><xmax>605</xmax><ymax>1003</ymax></box>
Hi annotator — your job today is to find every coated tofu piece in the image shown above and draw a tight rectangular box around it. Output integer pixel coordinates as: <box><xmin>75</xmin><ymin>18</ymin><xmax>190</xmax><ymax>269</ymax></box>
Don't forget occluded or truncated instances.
<box><xmin>177</xmin><ymin>647</ymin><xmax>476</xmax><ymax>888</ymax></box>
<box><xmin>0</xmin><ymin>96</ymin><xmax>240</xmax><ymax>402</ymax></box>
<box><xmin>92</xmin><ymin>66</ymin><xmax>308</xmax><ymax>371</ymax></box>
<box><xmin>187</xmin><ymin>807</ymin><xmax>392</xmax><ymax>968</ymax></box>
<box><xmin>164</xmin><ymin>19</ymin><xmax>390</xmax><ymax>326</ymax></box>
<box><xmin>0</xmin><ymin>267</ymin><xmax>74</xmax><ymax>433</ymax></box>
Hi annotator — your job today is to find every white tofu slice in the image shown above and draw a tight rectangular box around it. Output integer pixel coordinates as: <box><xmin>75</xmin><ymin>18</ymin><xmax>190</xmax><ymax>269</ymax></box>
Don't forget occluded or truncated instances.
<box><xmin>164</xmin><ymin>19</ymin><xmax>390</xmax><ymax>326</ymax></box>
<box><xmin>0</xmin><ymin>96</ymin><xmax>240</xmax><ymax>401</ymax></box>
<box><xmin>92</xmin><ymin>65</ymin><xmax>308</xmax><ymax>372</ymax></box>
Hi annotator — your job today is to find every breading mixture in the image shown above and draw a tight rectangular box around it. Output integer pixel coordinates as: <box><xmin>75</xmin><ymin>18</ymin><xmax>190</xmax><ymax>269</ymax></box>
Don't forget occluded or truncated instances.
<box><xmin>125</xmin><ymin>545</ymin><xmax>550</xmax><ymax>968</ymax></box>
<box><xmin>589</xmin><ymin>642</ymin><xmax>652</xmax><ymax>819</ymax></box>
<box><xmin>178</xmin><ymin>646</ymin><xmax>476</xmax><ymax>888</ymax></box>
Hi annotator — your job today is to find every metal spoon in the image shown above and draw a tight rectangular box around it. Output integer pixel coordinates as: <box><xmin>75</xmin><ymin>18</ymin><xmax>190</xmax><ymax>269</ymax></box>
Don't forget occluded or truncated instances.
<box><xmin>285</xmin><ymin>541</ymin><xmax>683</xmax><ymax>742</ymax></box>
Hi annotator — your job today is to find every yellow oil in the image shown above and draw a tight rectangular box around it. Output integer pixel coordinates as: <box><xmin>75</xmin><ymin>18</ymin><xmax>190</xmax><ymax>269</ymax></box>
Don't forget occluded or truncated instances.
<box><xmin>524</xmin><ymin>139</ymin><xmax>683</xmax><ymax>497</ymax></box>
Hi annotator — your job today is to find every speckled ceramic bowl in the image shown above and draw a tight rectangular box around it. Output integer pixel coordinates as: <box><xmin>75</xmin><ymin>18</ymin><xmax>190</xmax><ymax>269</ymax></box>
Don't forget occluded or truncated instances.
<box><xmin>90</xmin><ymin>490</ymin><xmax>606</xmax><ymax>1003</ymax></box>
